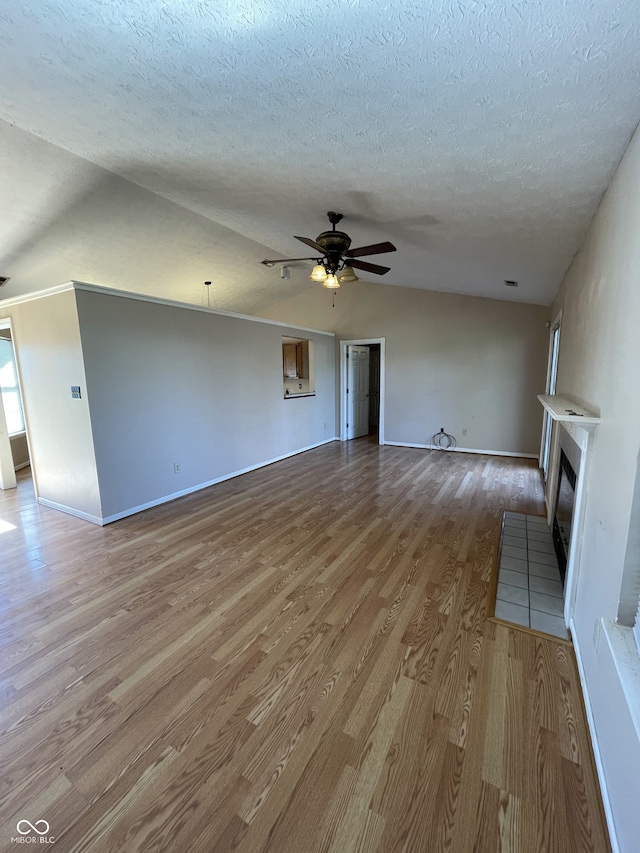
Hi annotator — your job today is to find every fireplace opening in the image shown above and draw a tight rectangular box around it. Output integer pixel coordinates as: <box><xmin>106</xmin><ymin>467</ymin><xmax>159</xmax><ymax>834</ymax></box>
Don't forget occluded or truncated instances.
<box><xmin>553</xmin><ymin>448</ymin><xmax>577</xmax><ymax>586</ymax></box>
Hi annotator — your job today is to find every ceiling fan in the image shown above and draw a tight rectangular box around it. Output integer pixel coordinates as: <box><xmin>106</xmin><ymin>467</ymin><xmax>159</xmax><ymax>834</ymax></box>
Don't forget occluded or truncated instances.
<box><xmin>261</xmin><ymin>211</ymin><xmax>397</xmax><ymax>288</ymax></box>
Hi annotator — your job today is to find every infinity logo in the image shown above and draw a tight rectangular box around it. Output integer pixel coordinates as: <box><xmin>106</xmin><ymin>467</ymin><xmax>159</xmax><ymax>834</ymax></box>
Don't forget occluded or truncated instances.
<box><xmin>16</xmin><ymin>820</ymin><xmax>50</xmax><ymax>836</ymax></box>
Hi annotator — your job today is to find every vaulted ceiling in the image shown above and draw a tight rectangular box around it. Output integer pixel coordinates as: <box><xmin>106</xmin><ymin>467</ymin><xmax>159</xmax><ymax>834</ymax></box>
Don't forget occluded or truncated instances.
<box><xmin>1</xmin><ymin>0</ymin><xmax>639</xmax><ymax>311</ymax></box>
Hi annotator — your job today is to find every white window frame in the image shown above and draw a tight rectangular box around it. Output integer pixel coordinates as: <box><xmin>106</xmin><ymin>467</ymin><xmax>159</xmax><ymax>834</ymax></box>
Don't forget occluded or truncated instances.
<box><xmin>0</xmin><ymin>332</ymin><xmax>25</xmax><ymax>437</ymax></box>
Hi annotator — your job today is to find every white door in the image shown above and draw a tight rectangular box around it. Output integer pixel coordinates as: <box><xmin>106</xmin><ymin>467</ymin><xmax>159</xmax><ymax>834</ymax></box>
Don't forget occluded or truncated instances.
<box><xmin>347</xmin><ymin>345</ymin><xmax>370</xmax><ymax>439</ymax></box>
<box><xmin>369</xmin><ymin>347</ymin><xmax>380</xmax><ymax>428</ymax></box>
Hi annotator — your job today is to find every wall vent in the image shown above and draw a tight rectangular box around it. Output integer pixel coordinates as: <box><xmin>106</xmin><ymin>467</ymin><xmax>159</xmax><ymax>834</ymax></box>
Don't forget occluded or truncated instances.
<box><xmin>504</xmin><ymin>279</ymin><xmax>518</xmax><ymax>287</ymax></box>
<box><xmin>0</xmin><ymin>276</ymin><xmax>10</xmax><ymax>286</ymax></box>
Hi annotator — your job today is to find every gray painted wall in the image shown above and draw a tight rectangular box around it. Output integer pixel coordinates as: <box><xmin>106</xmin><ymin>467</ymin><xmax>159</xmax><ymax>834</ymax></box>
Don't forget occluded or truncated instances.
<box><xmin>75</xmin><ymin>288</ymin><xmax>336</xmax><ymax>520</ymax></box>
<box><xmin>261</xmin><ymin>280</ymin><xmax>549</xmax><ymax>456</ymax></box>
<box><xmin>0</xmin><ymin>284</ymin><xmax>336</xmax><ymax>523</ymax></box>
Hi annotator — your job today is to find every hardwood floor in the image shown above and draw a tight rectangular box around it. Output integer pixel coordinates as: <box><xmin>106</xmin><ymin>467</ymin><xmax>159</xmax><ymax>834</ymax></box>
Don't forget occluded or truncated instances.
<box><xmin>0</xmin><ymin>440</ymin><xmax>609</xmax><ymax>852</ymax></box>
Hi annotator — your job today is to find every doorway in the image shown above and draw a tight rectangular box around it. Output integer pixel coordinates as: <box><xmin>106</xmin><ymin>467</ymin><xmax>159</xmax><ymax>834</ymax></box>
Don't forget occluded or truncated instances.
<box><xmin>0</xmin><ymin>323</ymin><xmax>30</xmax><ymax>489</ymax></box>
<box><xmin>339</xmin><ymin>338</ymin><xmax>385</xmax><ymax>444</ymax></box>
<box><xmin>540</xmin><ymin>312</ymin><xmax>562</xmax><ymax>480</ymax></box>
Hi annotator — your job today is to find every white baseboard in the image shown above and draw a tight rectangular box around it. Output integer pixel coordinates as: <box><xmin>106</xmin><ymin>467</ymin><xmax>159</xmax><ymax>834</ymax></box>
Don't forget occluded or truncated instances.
<box><xmin>14</xmin><ymin>461</ymin><xmax>31</xmax><ymax>471</ymax></box>
<box><xmin>383</xmin><ymin>441</ymin><xmax>538</xmax><ymax>460</ymax></box>
<box><xmin>38</xmin><ymin>497</ymin><xmax>104</xmax><ymax>526</ymax></box>
<box><xmin>570</xmin><ymin>618</ymin><xmax>620</xmax><ymax>853</ymax></box>
<box><xmin>100</xmin><ymin>437</ymin><xmax>340</xmax><ymax>525</ymax></box>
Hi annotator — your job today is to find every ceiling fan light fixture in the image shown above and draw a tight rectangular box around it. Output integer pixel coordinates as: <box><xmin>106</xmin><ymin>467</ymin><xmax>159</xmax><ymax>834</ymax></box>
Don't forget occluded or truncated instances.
<box><xmin>310</xmin><ymin>264</ymin><xmax>327</xmax><ymax>282</ymax></box>
<box><xmin>264</xmin><ymin>212</ymin><xmax>396</xmax><ymax>286</ymax></box>
<box><xmin>323</xmin><ymin>273</ymin><xmax>340</xmax><ymax>289</ymax></box>
<box><xmin>338</xmin><ymin>265</ymin><xmax>359</xmax><ymax>283</ymax></box>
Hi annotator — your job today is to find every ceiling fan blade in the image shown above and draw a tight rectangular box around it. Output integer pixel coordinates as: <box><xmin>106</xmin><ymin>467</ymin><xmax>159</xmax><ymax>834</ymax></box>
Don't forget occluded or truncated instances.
<box><xmin>347</xmin><ymin>241</ymin><xmax>397</xmax><ymax>258</ymax></box>
<box><xmin>261</xmin><ymin>257</ymin><xmax>317</xmax><ymax>266</ymax></box>
<box><xmin>347</xmin><ymin>258</ymin><xmax>391</xmax><ymax>275</ymax></box>
<box><xmin>294</xmin><ymin>235</ymin><xmax>327</xmax><ymax>254</ymax></box>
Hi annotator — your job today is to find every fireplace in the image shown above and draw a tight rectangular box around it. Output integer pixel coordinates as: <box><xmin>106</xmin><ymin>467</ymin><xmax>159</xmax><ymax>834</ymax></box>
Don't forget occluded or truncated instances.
<box><xmin>553</xmin><ymin>448</ymin><xmax>577</xmax><ymax>586</ymax></box>
<box><xmin>537</xmin><ymin>394</ymin><xmax>600</xmax><ymax>619</ymax></box>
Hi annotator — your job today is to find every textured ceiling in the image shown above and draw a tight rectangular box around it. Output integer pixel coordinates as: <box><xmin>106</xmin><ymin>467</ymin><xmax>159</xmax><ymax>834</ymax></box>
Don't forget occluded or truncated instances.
<box><xmin>1</xmin><ymin>0</ymin><xmax>639</xmax><ymax>309</ymax></box>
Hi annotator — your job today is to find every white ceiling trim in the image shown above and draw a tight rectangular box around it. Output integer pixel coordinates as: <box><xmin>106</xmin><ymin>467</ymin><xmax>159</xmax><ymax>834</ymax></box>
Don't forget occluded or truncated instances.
<box><xmin>0</xmin><ymin>280</ymin><xmax>336</xmax><ymax>336</ymax></box>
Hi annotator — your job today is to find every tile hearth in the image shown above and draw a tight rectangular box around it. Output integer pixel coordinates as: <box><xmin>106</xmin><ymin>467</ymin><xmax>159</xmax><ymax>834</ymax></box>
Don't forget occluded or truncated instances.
<box><xmin>494</xmin><ymin>511</ymin><xmax>570</xmax><ymax>641</ymax></box>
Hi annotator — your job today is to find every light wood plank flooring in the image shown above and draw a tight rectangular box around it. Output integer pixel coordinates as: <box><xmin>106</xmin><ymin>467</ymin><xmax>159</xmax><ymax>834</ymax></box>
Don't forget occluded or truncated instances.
<box><xmin>0</xmin><ymin>440</ymin><xmax>609</xmax><ymax>852</ymax></box>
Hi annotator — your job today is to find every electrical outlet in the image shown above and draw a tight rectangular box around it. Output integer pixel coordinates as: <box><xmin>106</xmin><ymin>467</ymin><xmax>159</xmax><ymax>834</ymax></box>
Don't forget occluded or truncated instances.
<box><xmin>462</xmin><ymin>428</ymin><xmax>468</xmax><ymax>436</ymax></box>
<box><xmin>593</xmin><ymin>618</ymin><xmax>601</xmax><ymax>651</ymax></box>
<box><xmin>174</xmin><ymin>462</ymin><xmax>181</xmax><ymax>474</ymax></box>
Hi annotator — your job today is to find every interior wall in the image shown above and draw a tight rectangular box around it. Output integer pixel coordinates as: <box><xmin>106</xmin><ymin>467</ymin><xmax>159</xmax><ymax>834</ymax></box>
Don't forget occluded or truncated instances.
<box><xmin>10</xmin><ymin>434</ymin><xmax>29</xmax><ymax>469</ymax></box>
<box><xmin>0</xmin><ymin>289</ymin><xmax>102</xmax><ymax>518</ymax></box>
<box><xmin>75</xmin><ymin>287</ymin><xmax>336</xmax><ymax>521</ymax></box>
<box><xmin>261</xmin><ymin>280</ymin><xmax>549</xmax><ymax>456</ymax></box>
<box><xmin>550</xmin><ymin>124</ymin><xmax>640</xmax><ymax>852</ymax></box>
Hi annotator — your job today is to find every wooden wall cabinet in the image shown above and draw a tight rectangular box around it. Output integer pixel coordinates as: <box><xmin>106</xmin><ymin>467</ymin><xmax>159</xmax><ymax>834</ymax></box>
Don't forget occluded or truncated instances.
<box><xmin>283</xmin><ymin>340</ymin><xmax>309</xmax><ymax>379</ymax></box>
<box><xmin>283</xmin><ymin>343</ymin><xmax>298</xmax><ymax>378</ymax></box>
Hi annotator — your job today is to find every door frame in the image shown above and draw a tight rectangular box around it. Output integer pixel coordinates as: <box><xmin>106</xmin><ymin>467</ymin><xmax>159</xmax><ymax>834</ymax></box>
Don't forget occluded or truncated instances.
<box><xmin>339</xmin><ymin>338</ymin><xmax>385</xmax><ymax>444</ymax></box>
<box><xmin>0</xmin><ymin>319</ymin><xmax>34</xmax><ymax>491</ymax></box>
<box><xmin>539</xmin><ymin>309</ymin><xmax>562</xmax><ymax>482</ymax></box>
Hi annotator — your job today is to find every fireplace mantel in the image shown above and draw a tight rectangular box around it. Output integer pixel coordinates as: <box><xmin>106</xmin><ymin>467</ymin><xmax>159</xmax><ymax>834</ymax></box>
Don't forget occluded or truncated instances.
<box><xmin>537</xmin><ymin>394</ymin><xmax>600</xmax><ymax>426</ymax></box>
<box><xmin>538</xmin><ymin>395</ymin><xmax>600</xmax><ymax>453</ymax></box>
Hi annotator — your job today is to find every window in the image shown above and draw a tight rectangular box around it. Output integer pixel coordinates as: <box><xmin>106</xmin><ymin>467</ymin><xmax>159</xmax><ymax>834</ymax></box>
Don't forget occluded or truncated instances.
<box><xmin>0</xmin><ymin>337</ymin><xmax>25</xmax><ymax>435</ymax></box>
